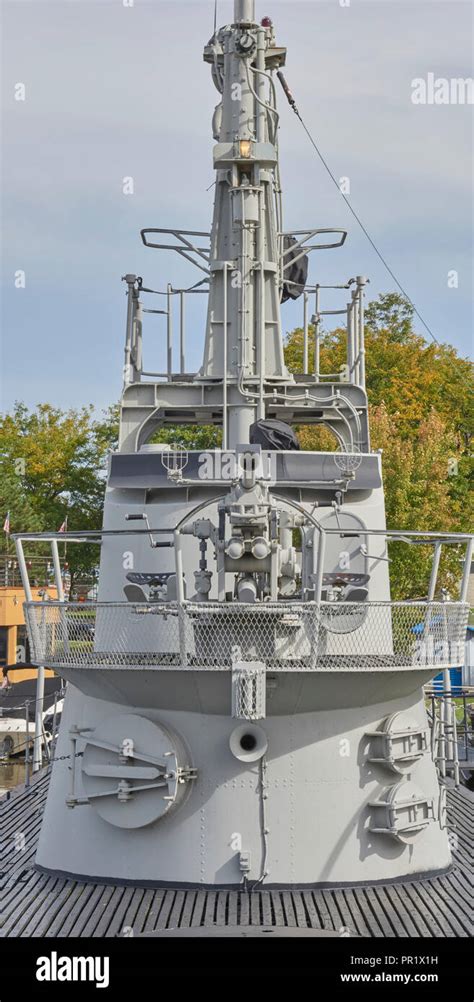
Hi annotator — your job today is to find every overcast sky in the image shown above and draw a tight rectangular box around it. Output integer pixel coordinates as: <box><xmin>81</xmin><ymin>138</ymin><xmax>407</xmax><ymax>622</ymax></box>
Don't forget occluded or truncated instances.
<box><xmin>1</xmin><ymin>0</ymin><xmax>473</xmax><ymax>416</ymax></box>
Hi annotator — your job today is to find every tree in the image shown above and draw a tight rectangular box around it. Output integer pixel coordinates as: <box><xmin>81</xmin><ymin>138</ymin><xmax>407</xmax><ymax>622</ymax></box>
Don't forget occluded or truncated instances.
<box><xmin>0</xmin><ymin>404</ymin><xmax>221</xmax><ymax>593</ymax></box>
<box><xmin>0</xmin><ymin>402</ymin><xmax>119</xmax><ymax>594</ymax></box>
<box><xmin>365</xmin><ymin>291</ymin><xmax>414</xmax><ymax>342</ymax></box>
<box><xmin>370</xmin><ymin>405</ymin><xmax>464</xmax><ymax>598</ymax></box>
<box><xmin>285</xmin><ymin>293</ymin><xmax>473</xmax><ymax>443</ymax></box>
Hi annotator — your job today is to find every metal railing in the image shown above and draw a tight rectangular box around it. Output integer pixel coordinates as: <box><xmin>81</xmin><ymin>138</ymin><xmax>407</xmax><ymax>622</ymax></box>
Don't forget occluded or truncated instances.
<box><xmin>293</xmin><ymin>276</ymin><xmax>367</xmax><ymax>386</ymax></box>
<box><xmin>120</xmin><ymin>267</ymin><xmax>368</xmax><ymax>391</ymax></box>
<box><xmin>11</xmin><ymin>525</ymin><xmax>473</xmax><ymax>676</ymax></box>
<box><xmin>122</xmin><ymin>271</ymin><xmax>210</xmax><ymax>386</ymax></box>
<box><xmin>136</xmin><ymin>225</ymin><xmax>346</xmax><ymax>387</ymax></box>
<box><xmin>22</xmin><ymin>599</ymin><xmax>469</xmax><ymax>674</ymax></box>
<box><xmin>0</xmin><ymin>685</ymin><xmax>65</xmax><ymax>786</ymax></box>
<box><xmin>0</xmin><ymin>554</ymin><xmax>53</xmax><ymax>589</ymax></box>
<box><xmin>426</xmin><ymin>684</ymin><xmax>474</xmax><ymax>785</ymax></box>
<box><xmin>12</xmin><ymin>525</ymin><xmax>473</xmax><ymax>605</ymax></box>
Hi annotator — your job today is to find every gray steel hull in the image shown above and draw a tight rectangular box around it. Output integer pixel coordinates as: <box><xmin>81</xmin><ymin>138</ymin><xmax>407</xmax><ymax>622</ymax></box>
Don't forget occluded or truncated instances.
<box><xmin>35</xmin><ymin>676</ymin><xmax>451</xmax><ymax>886</ymax></box>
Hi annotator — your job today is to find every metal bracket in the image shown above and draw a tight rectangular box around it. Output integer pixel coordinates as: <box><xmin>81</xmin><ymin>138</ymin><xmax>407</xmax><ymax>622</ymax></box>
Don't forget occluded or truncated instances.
<box><xmin>141</xmin><ymin>228</ymin><xmax>211</xmax><ymax>275</ymax></box>
<box><xmin>239</xmin><ymin>851</ymin><xmax>251</xmax><ymax>873</ymax></box>
<box><xmin>177</xmin><ymin>766</ymin><xmax>198</xmax><ymax>783</ymax></box>
<box><xmin>280</xmin><ymin>228</ymin><xmax>347</xmax><ymax>268</ymax></box>
<box><xmin>369</xmin><ymin>782</ymin><xmax>434</xmax><ymax>844</ymax></box>
<box><xmin>232</xmin><ymin>660</ymin><xmax>266</xmax><ymax>721</ymax></box>
<box><xmin>366</xmin><ymin>714</ymin><xmax>428</xmax><ymax>774</ymax></box>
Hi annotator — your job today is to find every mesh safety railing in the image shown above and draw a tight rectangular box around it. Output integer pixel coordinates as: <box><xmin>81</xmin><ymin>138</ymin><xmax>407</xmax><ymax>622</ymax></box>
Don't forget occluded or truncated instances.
<box><xmin>24</xmin><ymin>600</ymin><xmax>469</xmax><ymax>672</ymax></box>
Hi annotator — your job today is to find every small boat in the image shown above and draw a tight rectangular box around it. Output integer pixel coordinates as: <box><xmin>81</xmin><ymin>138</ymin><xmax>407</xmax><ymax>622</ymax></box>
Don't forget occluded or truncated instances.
<box><xmin>0</xmin><ymin>663</ymin><xmax>63</xmax><ymax>759</ymax></box>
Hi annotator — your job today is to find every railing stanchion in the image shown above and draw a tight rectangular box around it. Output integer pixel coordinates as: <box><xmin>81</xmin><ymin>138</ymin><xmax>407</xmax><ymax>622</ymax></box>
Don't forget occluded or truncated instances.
<box><xmin>179</xmin><ymin>290</ymin><xmax>185</xmax><ymax>374</ymax></box>
<box><xmin>356</xmin><ymin>276</ymin><xmax>366</xmax><ymax>389</ymax></box>
<box><xmin>51</xmin><ymin>539</ymin><xmax>65</xmax><ymax>602</ymax></box>
<box><xmin>352</xmin><ymin>291</ymin><xmax>360</xmax><ymax>385</ymax></box>
<box><xmin>313</xmin><ymin>528</ymin><xmax>326</xmax><ymax>606</ymax></box>
<box><xmin>51</xmin><ymin>689</ymin><xmax>59</xmax><ymax>761</ymax></box>
<box><xmin>303</xmin><ymin>291</ymin><xmax>309</xmax><ymax>373</ymax></box>
<box><xmin>427</xmin><ymin>542</ymin><xmax>442</xmax><ymax>601</ymax></box>
<box><xmin>174</xmin><ymin>530</ymin><xmax>187</xmax><ymax>667</ymax></box>
<box><xmin>438</xmin><ymin>692</ymin><xmax>447</xmax><ymax>778</ymax></box>
<box><xmin>314</xmin><ymin>285</ymin><xmax>320</xmax><ymax>380</ymax></box>
<box><xmin>24</xmin><ymin>701</ymin><xmax>31</xmax><ymax>788</ymax></box>
<box><xmin>223</xmin><ymin>263</ymin><xmax>228</xmax><ymax>449</ymax></box>
<box><xmin>346</xmin><ymin>302</ymin><xmax>353</xmax><ymax>379</ymax></box>
<box><xmin>32</xmin><ymin>592</ymin><xmax>48</xmax><ymax>774</ymax></box>
<box><xmin>452</xmin><ymin>706</ymin><xmax>460</xmax><ymax>787</ymax></box>
<box><xmin>51</xmin><ymin>537</ymin><xmax>70</xmax><ymax>655</ymax></box>
<box><xmin>33</xmin><ymin>665</ymin><xmax>45</xmax><ymax>773</ymax></box>
<box><xmin>423</xmin><ymin>540</ymin><xmax>442</xmax><ymax>670</ymax></box>
<box><xmin>123</xmin><ymin>274</ymin><xmax>136</xmax><ymax>386</ymax></box>
<box><xmin>167</xmin><ymin>283</ymin><xmax>173</xmax><ymax>377</ymax></box>
<box><xmin>15</xmin><ymin>538</ymin><xmax>33</xmax><ymax>602</ymax></box>
<box><xmin>430</xmin><ymin>694</ymin><xmax>436</xmax><ymax>761</ymax></box>
<box><xmin>460</xmin><ymin>538</ymin><xmax>473</xmax><ymax>602</ymax></box>
<box><xmin>14</xmin><ymin>537</ymin><xmax>44</xmax><ymax>661</ymax></box>
<box><xmin>443</xmin><ymin>670</ymin><xmax>455</xmax><ymax>771</ymax></box>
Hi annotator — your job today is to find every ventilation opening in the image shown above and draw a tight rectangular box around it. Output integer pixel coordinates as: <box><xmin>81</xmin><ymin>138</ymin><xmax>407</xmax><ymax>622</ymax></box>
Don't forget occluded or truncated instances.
<box><xmin>229</xmin><ymin>723</ymin><xmax>268</xmax><ymax>762</ymax></box>
<box><xmin>240</xmin><ymin>733</ymin><xmax>257</xmax><ymax>752</ymax></box>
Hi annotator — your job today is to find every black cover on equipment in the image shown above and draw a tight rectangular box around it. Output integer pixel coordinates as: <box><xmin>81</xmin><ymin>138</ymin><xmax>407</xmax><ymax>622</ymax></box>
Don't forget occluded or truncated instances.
<box><xmin>281</xmin><ymin>234</ymin><xmax>308</xmax><ymax>302</ymax></box>
<box><xmin>250</xmin><ymin>419</ymin><xmax>300</xmax><ymax>451</ymax></box>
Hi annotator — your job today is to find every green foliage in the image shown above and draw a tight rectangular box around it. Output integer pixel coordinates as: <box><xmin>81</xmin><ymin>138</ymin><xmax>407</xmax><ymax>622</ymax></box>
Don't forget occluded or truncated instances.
<box><xmin>150</xmin><ymin>425</ymin><xmax>222</xmax><ymax>450</ymax></box>
<box><xmin>0</xmin><ymin>405</ymin><xmax>218</xmax><ymax>591</ymax></box>
<box><xmin>285</xmin><ymin>293</ymin><xmax>473</xmax><ymax>444</ymax></box>
<box><xmin>365</xmin><ymin>291</ymin><xmax>415</xmax><ymax>342</ymax></box>
<box><xmin>370</xmin><ymin>404</ymin><xmax>465</xmax><ymax>598</ymax></box>
<box><xmin>0</xmin><ymin>402</ymin><xmax>119</xmax><ymax>591</ymax></box>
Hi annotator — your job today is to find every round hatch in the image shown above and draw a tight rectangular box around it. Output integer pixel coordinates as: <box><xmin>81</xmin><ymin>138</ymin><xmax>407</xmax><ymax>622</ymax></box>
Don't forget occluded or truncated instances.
<box><xmin>81</xmin><ymin>713</ymin><xmax>195</xmax><ymax>829</ymax></box>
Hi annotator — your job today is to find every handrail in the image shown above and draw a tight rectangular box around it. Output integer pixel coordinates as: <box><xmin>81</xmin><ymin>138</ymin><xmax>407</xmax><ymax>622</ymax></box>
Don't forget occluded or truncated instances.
<box><xmin>140</xmin><ymin>228</ymin><xmax>211</xmax><ymax>276</ymax></box>
<box><xmin>21</xmin><ymin>598</ymin><xmax>469</xmax><ymax>676</ymax></box>
<box><xmin>122</xmin><ymin>259</ymin><xmax>371</xmax><ymax>393</ymax></box>
<box><xmin>13</xmin><ymin>527</ymin><xmax>473</xmax><ymax>609</ymax></box>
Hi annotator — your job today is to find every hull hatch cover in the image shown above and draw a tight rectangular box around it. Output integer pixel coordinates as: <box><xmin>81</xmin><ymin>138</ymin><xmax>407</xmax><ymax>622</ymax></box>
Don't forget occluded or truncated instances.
<box><xmin>81</xmin><ymin>713</ymin><xmax>194</xmax><ymax>829</ymax></box>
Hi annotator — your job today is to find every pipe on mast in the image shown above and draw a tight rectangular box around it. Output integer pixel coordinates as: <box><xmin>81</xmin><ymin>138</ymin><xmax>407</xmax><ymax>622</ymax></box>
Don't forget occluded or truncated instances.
<box><xmin>234</xmin><ymin>0</ymin><xmax>256</xmax><ymax>23</ymax></box>
<box><xmin>201</xmin><ymin>0</ymin><xmax>288</xmax><ymax>445</ymax></box>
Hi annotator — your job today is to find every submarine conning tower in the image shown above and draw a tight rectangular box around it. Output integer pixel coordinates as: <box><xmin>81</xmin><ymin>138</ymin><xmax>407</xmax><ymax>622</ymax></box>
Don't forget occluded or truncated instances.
<box><xmin>15</xmin><ymin>0</ymin><xmax>472</xmax><ymax>890</ymax></box>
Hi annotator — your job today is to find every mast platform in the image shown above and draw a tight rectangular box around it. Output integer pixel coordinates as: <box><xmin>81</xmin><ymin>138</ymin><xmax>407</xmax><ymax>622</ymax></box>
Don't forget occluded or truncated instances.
<box><xmin>1</xmin><ymin>770</ymin><xmax>472</xmax><ymax>938</ymax></box>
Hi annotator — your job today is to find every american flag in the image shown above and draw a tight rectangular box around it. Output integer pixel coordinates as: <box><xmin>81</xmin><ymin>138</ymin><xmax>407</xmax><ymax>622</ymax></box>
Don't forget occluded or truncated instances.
<box><xmin>3</xmin><ymin>512</ymin><xmax>10</xmax><ymax>535</ymax></box>
<box><xmin>58</xmin><ymin>517</ymin><xmax>68</xmax><ymax>533</ymax></box>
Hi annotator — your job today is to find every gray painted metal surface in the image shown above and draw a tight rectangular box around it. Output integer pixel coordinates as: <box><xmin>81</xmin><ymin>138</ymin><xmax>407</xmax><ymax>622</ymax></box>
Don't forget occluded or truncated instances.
<box><xmin>108</xmin><ymin>451</ymin><xmax>383</xmax><ymax>491</ymax></box>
